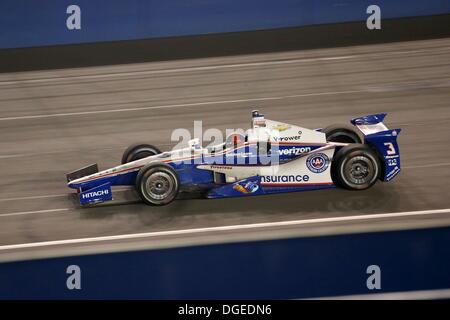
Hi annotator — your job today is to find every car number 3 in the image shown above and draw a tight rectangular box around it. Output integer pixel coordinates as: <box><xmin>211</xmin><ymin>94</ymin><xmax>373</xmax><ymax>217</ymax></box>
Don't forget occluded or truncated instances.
<box><xmin>384</xmin><ymin>142</ymin><xmax>396</xmax><ymax>155</ymax></box>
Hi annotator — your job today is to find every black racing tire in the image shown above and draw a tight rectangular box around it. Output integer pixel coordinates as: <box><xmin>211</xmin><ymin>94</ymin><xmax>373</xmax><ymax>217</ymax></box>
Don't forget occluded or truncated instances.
<box><xmin>135</xmin><ymin>163</ymin><xmax>179</xmax><ymax>206</ymax></box>
<box><xmin>332</xmin><ymin>144</ymin><xmax>380</xmax><ymax>190</ymax></box>
<box><xmin>121</xmin><ymin>143</ymin><xmax>161</xmax><ymax>164</ymax></box>
<box><xmin>322</xmin><ymin>124</ymin><xmax>362</xmax><ymax>144</ymax></box>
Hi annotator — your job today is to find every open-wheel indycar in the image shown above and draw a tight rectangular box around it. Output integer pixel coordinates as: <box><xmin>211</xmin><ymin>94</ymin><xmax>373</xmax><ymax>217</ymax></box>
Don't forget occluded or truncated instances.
<box><xmin>67</xmin><ymin>110</ymin><xmax>401</xmax><ymax>206</ymax></box>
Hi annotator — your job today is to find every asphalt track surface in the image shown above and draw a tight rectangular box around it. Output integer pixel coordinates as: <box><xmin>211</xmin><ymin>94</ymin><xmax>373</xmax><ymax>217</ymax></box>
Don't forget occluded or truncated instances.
<box><xmin>0</xmin><ymin>38</ymin><xmax>450</xmax><ymax>260</ymax></box>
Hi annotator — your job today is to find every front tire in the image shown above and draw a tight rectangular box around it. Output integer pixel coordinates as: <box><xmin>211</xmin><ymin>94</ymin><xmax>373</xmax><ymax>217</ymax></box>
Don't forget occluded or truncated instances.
<box><xmin>135</xmin><ymin>163</ymin><xmax>179</xmax><ymax>206</ymax></box>
<box><xmin>332</xmin><ymin>144</ymin><xmax>380</xmax><ymax>190</ymax></box>
<box><xmin>121</xmin><ymin>143</ymin><xmax>161</xmax><ymax>164</ymax></box>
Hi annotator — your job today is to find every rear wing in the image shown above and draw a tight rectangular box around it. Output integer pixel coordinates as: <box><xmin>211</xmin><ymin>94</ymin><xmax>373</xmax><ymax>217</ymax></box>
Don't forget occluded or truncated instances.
<box><xmin>351</xmin><ymin>113</ymin><xmax>401</xmax><ymax>182</ymax></box>
<box><xmin>351</xmin><ymin>113</ymin><xmax>388</xmax><ymax>135</ymax></box>
<box><xmin>66</xmin><ymin>163</ymin><xmax>98</xmax><ymax>182</ymax></box>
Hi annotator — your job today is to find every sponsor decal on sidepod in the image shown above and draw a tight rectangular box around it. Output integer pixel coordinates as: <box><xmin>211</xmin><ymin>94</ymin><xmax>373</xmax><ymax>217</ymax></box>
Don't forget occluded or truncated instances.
<box><xmin>278</xmin><ymin>147</ymin><xmax>312</xmax><ymax>156</ymax></box>
<box><xmin>261</xmin><ymin>175</ymin><xmax>310</xmax><ymax>183</ymax></box>
<box><xmin>273</xmin><ymin>135</ymin><xmax>302</xmax><ymax>142</ymax></box>
<box><xmin>306</xmin><ymin>153</ymin><xmax>330</xmax><ymax>174</ymax></box>
<box><xmin>272</xmin><ymin>124</ymin><xmax>291</xmax><ymax>132</ymax></box>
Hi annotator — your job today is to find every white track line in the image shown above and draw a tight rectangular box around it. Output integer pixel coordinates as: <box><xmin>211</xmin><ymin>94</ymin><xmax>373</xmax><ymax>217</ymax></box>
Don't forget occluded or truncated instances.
<box><xmin>0</xmin><ymin>194</ymin><xmax>68</xmax><ymax>202</ymax></box>
<box><xmin>0</xmin><ymin>208</ymin><xmax>449</xmax><ymax>250</ymax></box>
<box><xmin>0</xmin><ymin>208</ymin><xmax>70</xmax><ymax>217</ymax></box>
<box><xmin>0</xmin><ymin>90</ymin><xmax>362</xmax><ymax>121</ymax></box>
<box><xmin>1</xmin><ymin>79</ymin><xmax>449</xmax><ymax>122</ymax></box>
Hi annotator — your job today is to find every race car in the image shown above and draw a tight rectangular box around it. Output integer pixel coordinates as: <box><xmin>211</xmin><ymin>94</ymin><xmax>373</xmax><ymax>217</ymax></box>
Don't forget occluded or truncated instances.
<box><xmin>66</xmin><ymin>110</ymin><xmax>401</xmax><ymax>206</ymax></box>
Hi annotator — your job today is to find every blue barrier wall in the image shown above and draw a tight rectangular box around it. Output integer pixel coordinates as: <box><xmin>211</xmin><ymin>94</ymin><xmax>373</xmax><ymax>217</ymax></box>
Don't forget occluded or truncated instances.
<box><xmin>1</xmin><ymin>0</ymin><xmax>450</xmax><ymax>49</ymax></box>
<box><xmin>1</xmin><ymin>226</ymin><xmax>450</xmax><ymax>299</ymax></box>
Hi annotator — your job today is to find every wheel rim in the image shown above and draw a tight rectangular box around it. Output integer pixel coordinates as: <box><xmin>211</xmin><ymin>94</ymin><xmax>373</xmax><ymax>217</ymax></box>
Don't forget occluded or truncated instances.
<box><xmin>343</xmin><ymin>155</ymin><xmax>376</xmax><ymax>186</ymax></box>
<box><xmin>144</xmin><ymin>171</ymin><xmax>175</xmax><ymax>201</ymax></box>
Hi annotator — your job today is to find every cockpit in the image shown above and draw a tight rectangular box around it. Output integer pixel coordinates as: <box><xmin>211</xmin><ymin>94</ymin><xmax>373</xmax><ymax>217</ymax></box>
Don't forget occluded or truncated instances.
<box><xmin>225</xmin><ymin>131</ymin><xmax>246</xmax><ymax>149</ymax></box>
<box><xmin>195</xmin><ymin>110</ymin><xmax>268</xmax><ymax>154</ymax></box>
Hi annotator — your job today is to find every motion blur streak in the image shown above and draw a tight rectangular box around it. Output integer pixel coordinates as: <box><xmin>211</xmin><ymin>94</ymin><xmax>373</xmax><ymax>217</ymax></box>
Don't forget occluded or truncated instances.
<box><xmin>0</xmin><ymin>38</ymin><xmax>449</xmax><ymax>259</ymax></box>
<box><xmin>0</xmin><ymin>208</ymin><xmax>69</xmax><ymax>218</ymax></box>
<box><xmin>0</xmin><ymin>45</ymin><xmax>449</xmax><ymax>85</ymax></box>
<box><xmin>0</xmin><ymin>90</ymin><xmax>362</xmax><ymax>121</ymax></box>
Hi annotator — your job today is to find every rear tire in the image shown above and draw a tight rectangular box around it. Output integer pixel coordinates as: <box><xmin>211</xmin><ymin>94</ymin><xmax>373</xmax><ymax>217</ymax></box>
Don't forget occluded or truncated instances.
<box><xmin>332</xmin><ymin>144</ymin><xmax>380</xmax><ymax>190</ymax></box>
<box><xmin>322</xmin><ymin>125</ymin><xmax>361</xmax><ymax>144</ymax></box>
<box><xmin>121</xmin><ymin>143</ymin><xmax>161</xmax><ymax>164</ymax></box>
<box><xmin>135</xmin><ymin>163</ymin><xmax>179</xmax><ymax>206</ymax></box>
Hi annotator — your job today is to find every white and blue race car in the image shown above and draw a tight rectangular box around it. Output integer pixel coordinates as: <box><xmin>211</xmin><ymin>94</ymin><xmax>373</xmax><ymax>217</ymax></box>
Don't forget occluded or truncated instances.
<box><xmin>67</xmin><ymin>110</ymin><xmax>401</xmax><ymax>206</ymax></box>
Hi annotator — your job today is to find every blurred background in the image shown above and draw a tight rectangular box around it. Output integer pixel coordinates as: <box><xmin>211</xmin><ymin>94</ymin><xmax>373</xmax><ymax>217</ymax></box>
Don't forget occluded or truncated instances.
<box><xmin>0</xmin><ymin>0</ymin><xmax>449</xmax><ymax>299</ymax></box>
